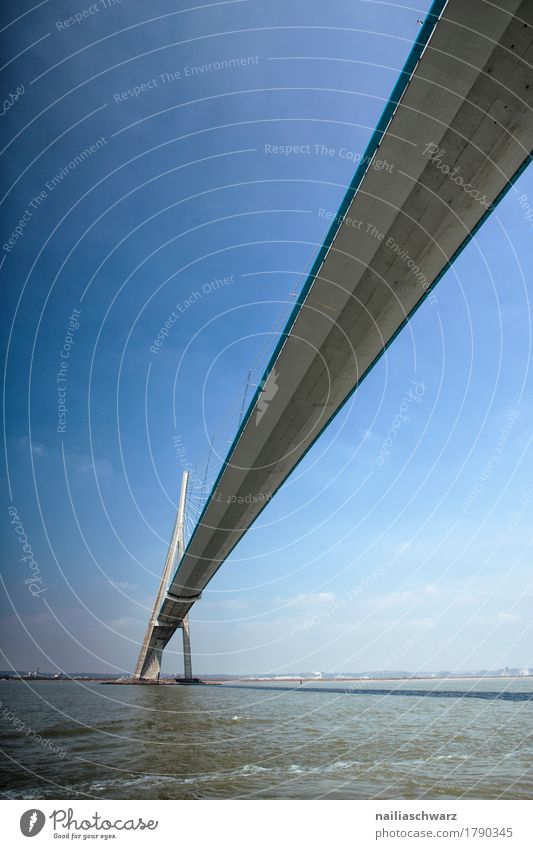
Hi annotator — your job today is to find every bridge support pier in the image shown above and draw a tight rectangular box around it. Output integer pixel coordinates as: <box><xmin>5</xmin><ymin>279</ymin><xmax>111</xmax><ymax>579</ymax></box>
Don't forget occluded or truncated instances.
<box><xmin>182</xmin><ymin>614</ymin><xmax>192</xmax><ymax>680</ymax></box>
<box><xmin>134</xmin><ymin>472</ymin><xmax>194</xmax><ymax>682</ymax></box>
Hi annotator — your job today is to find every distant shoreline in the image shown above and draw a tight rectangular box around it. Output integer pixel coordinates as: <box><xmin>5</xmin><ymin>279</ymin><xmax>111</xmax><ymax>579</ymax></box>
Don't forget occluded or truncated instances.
<box><xmin>221</xmin><ymin>674</ymin><xmax>532</xmax><ymax>684</ymax></box>
<box><xmin>1</xmin><ymin>673</ymin><xmax>530</xmax><ymax>685</ymax></box>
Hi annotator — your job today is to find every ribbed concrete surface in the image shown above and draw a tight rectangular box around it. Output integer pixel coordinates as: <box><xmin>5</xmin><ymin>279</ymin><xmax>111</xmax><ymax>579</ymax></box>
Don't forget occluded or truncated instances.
<box><xmin>151</xmin><ymin>0</ymin><xmax>533</xmax><ymax>645</ymax></box>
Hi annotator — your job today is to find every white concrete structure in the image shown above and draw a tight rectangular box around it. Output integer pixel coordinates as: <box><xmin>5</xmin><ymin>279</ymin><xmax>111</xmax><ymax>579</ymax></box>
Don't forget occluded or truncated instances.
<box><xmin>134</xmin><ymin>472</ymin><xmax>192</xmax><ymax>680</ymax></box>
<box><xmin>137</xmin><ymin>0</ymin><xmax>533</xmax><ymax>677</ymax></box>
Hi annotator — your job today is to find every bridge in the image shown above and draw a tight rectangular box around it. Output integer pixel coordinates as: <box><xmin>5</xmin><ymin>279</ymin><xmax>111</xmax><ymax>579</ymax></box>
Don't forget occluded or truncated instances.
<box><xmin>134</xmin><ymin>0</ymin><xmax>533</xmax><ymax>680</ymax></box>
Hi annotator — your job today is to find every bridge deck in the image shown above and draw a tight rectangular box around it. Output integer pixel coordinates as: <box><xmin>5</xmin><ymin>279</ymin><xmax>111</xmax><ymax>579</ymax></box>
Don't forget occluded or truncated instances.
<box><xmin>153</xmin><ymin>0</ymin><xmax>533</xmax><ymax>644</ymax></box>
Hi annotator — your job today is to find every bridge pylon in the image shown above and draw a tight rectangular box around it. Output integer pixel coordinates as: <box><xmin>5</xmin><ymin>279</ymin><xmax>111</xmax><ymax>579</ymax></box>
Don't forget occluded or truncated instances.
<box><xmin>134</xmin><ymin>471</ymin><xmax>194</xmax><ymax>681</ymax></box>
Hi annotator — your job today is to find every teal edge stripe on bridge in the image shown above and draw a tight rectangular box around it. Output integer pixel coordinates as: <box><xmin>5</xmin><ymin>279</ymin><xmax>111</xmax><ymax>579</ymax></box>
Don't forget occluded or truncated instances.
<box><xmin>170</xmin><ymin>0</ymin><xmax>533</xmax><ymax>590</ymax></box>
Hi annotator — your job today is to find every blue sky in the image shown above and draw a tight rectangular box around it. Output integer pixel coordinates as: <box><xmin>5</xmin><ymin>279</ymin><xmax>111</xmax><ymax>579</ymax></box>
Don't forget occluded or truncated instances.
<box><xmin>1</xmin><ymin>0</ymin><xmax>532</xmax><ymax>676</ymax></box>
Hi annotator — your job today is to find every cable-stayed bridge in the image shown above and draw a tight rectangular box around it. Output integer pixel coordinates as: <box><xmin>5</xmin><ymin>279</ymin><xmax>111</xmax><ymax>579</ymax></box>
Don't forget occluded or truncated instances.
<box><xmin>135</xmin><ymin>0</ymin><xmax>533</xmax><ymax>680</ymax></box>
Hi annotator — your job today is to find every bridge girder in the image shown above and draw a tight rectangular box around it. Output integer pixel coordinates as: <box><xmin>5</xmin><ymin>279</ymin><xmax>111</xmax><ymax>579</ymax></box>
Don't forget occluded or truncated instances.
<box><xmin>144</xmin><ymin>0</ymin><xmax>533</xmax><ymax>658</ymax></box>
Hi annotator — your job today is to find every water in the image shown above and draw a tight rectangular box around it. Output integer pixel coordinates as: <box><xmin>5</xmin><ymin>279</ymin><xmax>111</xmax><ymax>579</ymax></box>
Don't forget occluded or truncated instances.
<box><xmin>1</xmin><ymin>677</ymin><xmax>532</xmax><ymax>799</ymax></box>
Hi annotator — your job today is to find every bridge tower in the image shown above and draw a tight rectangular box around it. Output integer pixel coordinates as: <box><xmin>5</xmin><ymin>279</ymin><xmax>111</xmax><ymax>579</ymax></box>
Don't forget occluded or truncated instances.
<box><xmin>134</xmin><ymin>471</ymin><xmax>194</xmax><ymax>681</ymax></box>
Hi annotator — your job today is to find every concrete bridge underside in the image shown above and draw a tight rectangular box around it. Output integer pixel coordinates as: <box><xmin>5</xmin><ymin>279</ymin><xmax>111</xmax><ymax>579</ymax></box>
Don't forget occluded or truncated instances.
<box><xmin>138</xmin><ymin>0</ymin><xmax>533</xmax><ymax>675</ymax></box>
